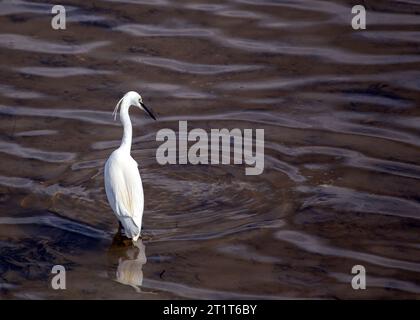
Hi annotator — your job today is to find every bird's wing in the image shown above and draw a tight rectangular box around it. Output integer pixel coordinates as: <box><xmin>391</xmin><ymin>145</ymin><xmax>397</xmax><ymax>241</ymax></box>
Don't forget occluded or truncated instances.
<box><xmin>106</xmin><ymin>155</ymin><xmax>144</xmax><ymax>238</ymax></box>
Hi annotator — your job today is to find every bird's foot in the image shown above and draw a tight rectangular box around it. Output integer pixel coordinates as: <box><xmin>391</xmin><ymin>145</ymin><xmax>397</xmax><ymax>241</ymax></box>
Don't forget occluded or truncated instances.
<box><xmin>112</xmin><ymin>226</ymin><xmax>135</xmax><ymax>247</ymax></box>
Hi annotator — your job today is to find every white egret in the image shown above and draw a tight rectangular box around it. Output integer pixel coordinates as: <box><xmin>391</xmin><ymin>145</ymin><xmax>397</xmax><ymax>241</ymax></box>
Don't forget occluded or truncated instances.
<box><xmin>104</xmin><ymin>91</ymin><xmax>156</xmax><ymax>242</ymax></box>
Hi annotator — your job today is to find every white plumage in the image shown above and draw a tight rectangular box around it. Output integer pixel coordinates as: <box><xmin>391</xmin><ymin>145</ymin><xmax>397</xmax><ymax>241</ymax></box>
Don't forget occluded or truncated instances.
<box><xmin>104</xmin><ymin>91</ymin><xmax>156</xmax><ymax>242</ymax></box>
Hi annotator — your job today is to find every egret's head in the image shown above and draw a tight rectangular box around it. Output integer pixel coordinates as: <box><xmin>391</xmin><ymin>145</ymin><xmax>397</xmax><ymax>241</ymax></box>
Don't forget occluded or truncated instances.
<box><xmin>113</xmin><ymin>91</ymin><xmax>156</xmax><ymax>121</ymax></box>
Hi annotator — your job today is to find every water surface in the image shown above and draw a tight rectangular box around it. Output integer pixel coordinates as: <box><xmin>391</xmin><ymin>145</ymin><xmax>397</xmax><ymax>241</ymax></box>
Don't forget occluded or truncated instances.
<box><xmin>0</xmin><ymin>0</ymin><xmax>420</xmax><ymax>299</ymax></box>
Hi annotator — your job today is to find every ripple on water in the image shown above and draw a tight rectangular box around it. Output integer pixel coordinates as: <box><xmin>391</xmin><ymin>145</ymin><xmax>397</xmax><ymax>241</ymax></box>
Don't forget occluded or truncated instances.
<box><xmin>0</xmin><ymin>84</ymin><xmax>46</xmax><ymax>99</ymax></box>
<box><xmin>1</xmin><ymin>0</ymin><xmax>420</xmax><ymax>299</ymax></box>
<box><xmin>0</xmin><ymin>141</ymin><xmax>75</xmax><ymax>163</ymax></box>
<box><xmin>275</xmin><ymin>230</ymin><xmax>420</xmax><ymax>273</ymax></box>
<box><xmin>0</xmin><ymin>0</ymin><xmax>55</xmax><ymax>16</ymax></box>
<box><xmin>0</xmin><ymin>34</ymin><xmax>109</xmax><ymax>54</ymax></box>
<box><xmin>128</xmin><ymin>56</ymin><xmax>261</xmax><ymax>75</ymax></box>
<box><xmin>0</xmin><ymin>215</ymin><xmax>109</xmax><ymax>239</ymax></box>
<box><xmin>0</xmin><ymin>104</ymin><xmax>116</xmax><ymax>126</ymax></box>
<box><xmin>16</xmin><ymin>67</ymin><xmax>113</xmax><ymax>78</ymax></box>
<box><xmin>297</xmin><ymin>184</ymin><xmax>420</xmax><ymax>220</ymax></box>
<box><xmin>330</xmin><ymin>272</ymin><xmax>420</xmax><ymax>294</ymax></box>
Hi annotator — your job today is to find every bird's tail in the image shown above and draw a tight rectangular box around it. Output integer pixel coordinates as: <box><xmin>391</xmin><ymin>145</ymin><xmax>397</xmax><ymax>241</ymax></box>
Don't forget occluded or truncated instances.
<box><xmin>120</xmin><ymin>216</ymin><xmax>141</xmax><ymax>241</ymax></box>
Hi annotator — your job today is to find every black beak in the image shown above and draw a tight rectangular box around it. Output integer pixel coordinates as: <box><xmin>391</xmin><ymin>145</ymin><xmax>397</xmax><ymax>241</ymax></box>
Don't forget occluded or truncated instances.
<box><xmin>140</xmin><ymin>102</ymin><xmax>156</xmax><ymax>120</ymax></box>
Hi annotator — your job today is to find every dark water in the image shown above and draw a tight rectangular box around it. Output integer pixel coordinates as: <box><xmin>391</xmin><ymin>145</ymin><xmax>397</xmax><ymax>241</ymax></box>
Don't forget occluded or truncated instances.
<box><xmin>0</xmin><ymin>0</ymin><xmax>420</xmax><ymax>299</ymax></box>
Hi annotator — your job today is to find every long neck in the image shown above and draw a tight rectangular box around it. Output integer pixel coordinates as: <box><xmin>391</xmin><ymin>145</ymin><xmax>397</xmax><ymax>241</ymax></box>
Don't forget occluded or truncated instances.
<box><xmin>119</xmin><ymin>100</ymin><xmax>132</xmax><ymax>153</ymax></box>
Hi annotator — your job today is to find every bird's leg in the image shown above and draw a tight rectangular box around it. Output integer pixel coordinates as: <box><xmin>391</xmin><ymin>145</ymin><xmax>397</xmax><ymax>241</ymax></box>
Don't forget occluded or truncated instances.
<box><xmin>115</xmin><ymin>221</ymin><xmax>133</xmax><ymax>247</ymax></box>
<box><xmin>118</xmin><ymin>221</ymin><xmax>129</xmax><ymax>238</ymax></box>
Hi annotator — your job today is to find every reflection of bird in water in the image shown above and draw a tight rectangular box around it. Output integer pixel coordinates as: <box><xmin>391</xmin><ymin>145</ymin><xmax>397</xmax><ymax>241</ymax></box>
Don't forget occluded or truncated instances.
<box><xmin>110</xmin><ymin>238</ymin><xmax>147</xmax><ymax>292</ymax></box>
<box><xmin>104</xmin><ymin>91</ymin><xmax>156</xmax><ymax>242</ymax></box>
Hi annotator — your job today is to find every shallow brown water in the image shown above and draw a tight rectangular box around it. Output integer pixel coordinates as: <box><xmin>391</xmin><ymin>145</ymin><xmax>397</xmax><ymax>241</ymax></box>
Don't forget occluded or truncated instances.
<box><xmin>0</xmin><ymin>0</ymin><xmax>420</xmax><ymax>299</ymax></box>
